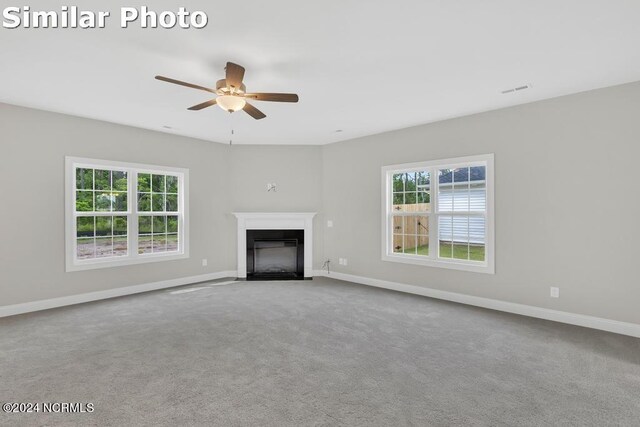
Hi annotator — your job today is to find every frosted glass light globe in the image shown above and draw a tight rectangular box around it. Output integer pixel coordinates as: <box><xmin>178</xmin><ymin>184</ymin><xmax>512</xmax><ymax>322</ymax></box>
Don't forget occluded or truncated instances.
<box><xmin>217</xmin><ymin>95</ymin><xmax>246</xmax><ymax>112</ymax></box>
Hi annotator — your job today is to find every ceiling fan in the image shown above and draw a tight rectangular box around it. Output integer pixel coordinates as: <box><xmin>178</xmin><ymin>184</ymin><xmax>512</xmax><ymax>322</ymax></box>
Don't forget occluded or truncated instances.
<box><xmin>155</xmin><ymin>62</ymin><xmax>299</xmax><ymax>120</ymax></box>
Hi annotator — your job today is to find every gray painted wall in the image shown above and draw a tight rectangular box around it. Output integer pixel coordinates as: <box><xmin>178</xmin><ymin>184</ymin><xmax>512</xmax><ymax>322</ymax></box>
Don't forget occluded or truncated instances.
<box><xmin>0</xmin><ymin>104</ymin><xmax>233</xmax><ymax>305</ymax></box>
<box><xmin>0</xmin><ymin>104</ymin><xmax>325</xmax><ymax>306</ymax></box>
<box><xmin>227</xmin><ymin>145</ymin><xmax>325</xmax><ymax>271</ymax></box>
<box><xmin>2</xmin><ymin>81</ymin><xmax>639</xmax><ymax>326</ymax></box>
<box><xmin>321</xmin><ymin>82</ymin><xmax>640</xmax><ymax>324</ymax></box>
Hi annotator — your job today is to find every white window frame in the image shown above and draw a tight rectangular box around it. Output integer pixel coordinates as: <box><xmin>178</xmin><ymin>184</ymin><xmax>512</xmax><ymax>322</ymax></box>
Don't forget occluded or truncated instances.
<box><xmin>381</xmin><ymin>154</ymin><xmax>494</xmax><ymax>274</ymax></box>
<box><xmin>65</xmin><ymin>156</ymin><xmax>189</xmax><ymax>272</ymax></box>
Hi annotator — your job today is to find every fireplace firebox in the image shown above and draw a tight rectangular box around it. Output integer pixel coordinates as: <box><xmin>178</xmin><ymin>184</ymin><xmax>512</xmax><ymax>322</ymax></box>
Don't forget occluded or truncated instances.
<box><xmin>246</xmin><ymin>229</ymin><xmax>304</xmax><ymax>280</ymax></box>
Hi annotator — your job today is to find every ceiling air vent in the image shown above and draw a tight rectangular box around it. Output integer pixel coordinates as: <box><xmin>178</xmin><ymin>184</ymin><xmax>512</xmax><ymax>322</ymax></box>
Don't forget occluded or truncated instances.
<box><xmin>501</xmin><ymin>84</ymin><xmax>532</xmax><ymax>94</ymax></box>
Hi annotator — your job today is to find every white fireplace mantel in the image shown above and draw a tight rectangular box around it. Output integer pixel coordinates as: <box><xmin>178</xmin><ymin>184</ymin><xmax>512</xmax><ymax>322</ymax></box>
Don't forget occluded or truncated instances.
<box><xmin>233</xmin><ymin>212</ymin><xmax>316</xmax><ymax>279</ymax></box>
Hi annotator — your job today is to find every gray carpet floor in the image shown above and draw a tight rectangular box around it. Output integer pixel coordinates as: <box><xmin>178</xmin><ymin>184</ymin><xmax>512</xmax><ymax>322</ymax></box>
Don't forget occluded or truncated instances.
<box><xmin>1</xmin><ymin>277</ymin><xmax>639</xmax><ymax>426</ymax></box>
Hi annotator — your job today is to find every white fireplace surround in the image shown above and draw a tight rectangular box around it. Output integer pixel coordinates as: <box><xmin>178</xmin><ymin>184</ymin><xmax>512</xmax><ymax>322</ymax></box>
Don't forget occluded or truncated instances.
<box><xmin>233</xmin><ymin>212</ymin><xmax>316</xmax><ymax>279</ymax></box>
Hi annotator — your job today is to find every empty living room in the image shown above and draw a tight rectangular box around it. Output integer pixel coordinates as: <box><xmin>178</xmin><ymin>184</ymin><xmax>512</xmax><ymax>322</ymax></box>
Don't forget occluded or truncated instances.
<box><xmin>1</xmin><ymin>1</ymin><xmax>639</xmax><ymax>425</ymax></box>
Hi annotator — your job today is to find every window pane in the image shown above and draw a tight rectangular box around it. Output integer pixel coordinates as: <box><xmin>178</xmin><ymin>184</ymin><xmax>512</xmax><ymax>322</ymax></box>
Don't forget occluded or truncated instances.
<box><xmin>76</xmin><ymin>238</ymin><xmax>94</xmax><ymax>259</ymax></box>
<box><xmin>404</xmin><ymin>216</ymin><xmax>416</xmax><ymax>236</ymax></box>
<box><xmin>417</xmin><ymin>234</ymin><xmax>429</xmax><ymax>256</ymax></box>
<box><xmin>95</xmin><ymin>217</ymin><xmax>112</xmax><ymax>237</ymax></box>
<box><xmin>138</xmin><ymin>173</ymin><xmax>151</xmax><ymax>192</ymax></box>
<box><xmin>95</xmin><ymin>237</ymin><xmax>113</xmax><ymax>258</ymax></box>
<box><xmin>403</xmin><ymin>235</ymin><xmax>417</xmax><ymax>254</ymax></box>
<box><xmin>166</xmin><ymin>175</ymin><xmax>179</xmax><ymax>193</ymax></box>
<box><xmin>438</xmin><ymin>215</ymin><xmax>453</xmax><ymax>258</ymax></box>
<box><xmin>438</xmin><ymin>169</ymin><xmax>454</xmax><ymax>212</ymax></box>
<box><xmin>76</xmin><ymin>168</ymin><xmax>93</xmax><ymax>190</ymax></box>
<box><xmin>77</xmin><ymin>217</ymin><xmax>94</xmax><ymax>238</ymax></box>
<box><xmin>153</xmin><ymin>216</ymin><xmax>166</xmax><ymax>234</ymax></box>
<box><xmin>113</xmin><ymin>216</ymin><xmax>127</xmax><ymax>235</ymax></box>
<box><xmin>469</xmin><ymin>244</ymin><xmax>486</xmax><ymax>262</ymax></box>
<box><xmin>405</xmin><ymin>192</ymin><xmax>416</xmax><ymax>204</ymax></box>
<box><xmin>417</xmin><ymin>215</ymin><xmax>429</xmax><ymax>236</ymax></box>
<box><xmin>392</xmin><ymin>193</ymin><xmax>404</xmax><ymax>211</ymax></box>
<box><xmin>153</xmin><ymin>235</ymin><xmax>168</xmax><ymax>253</ymax></box>
<box><xmin>469</xmin><ymin>216</ymin><xmax>486</xmax><ymax>246</ymax></box>
<box><xmin>392</xmin><ymin>215</ymin><xmax>403</xmax><ymax>234</ymax></box>
<box><xmin>152</xmin><ymin>175</ymin><xmax>165</xmax><ymax>193</ymax></box>
<box><xmin>76</xmin><ymin>191</ymin><xmax>94</xmax><ymax>212</ymax></box>
<box><xmin>113</xmin><ymin>192</ymin><xmax>127</xmax><ymax>211</ymax></box>
<box><xmin>112</xmin><ymin>171</ymin><xmax>128</xmax><ymax>191</ymax></box>
<box><xmin>454</xmin><ymin>167</ymin><xmax>469</xmax><ymax>183</ymax></box>
<box><xmin>167</xmin><ymin>234</ymin><xmax>179</xmax><ymax>252</ymax></box>
<box><xmin>152</xmin><ymin>194</ymin><xmax>165</xmax><ymax>212</ymax></box>
<box><xmin>404</xmin><ymin>172</ymin><xmax>416</xmax><ymax>192</ymax></box>
<box><xmin>95</xmin><ymin>192</ymin><xmax>112</xmax><ymax>212</ymax></box>
<box><xmin>417</xmin><ymin>190</ymin><xmax>430</xmax><ymax>206</ymax></box>
<box><xmin>137</xmin><ymin>193</ymin><xmax>151</xmax><ymax>212</ymax></box>
<box><xmin>113</xmin><ymin>236</ymin><xmax>128</xmax><ymax>257</ymax></box>
<box><xmin>138</xmin><ymin>216</ymin><xmax>152</xmax><ymax>234</ymax></box>
<box><xmin>167</xmin><ymin>216</ymin><xmax>178</xmax><ymax>233</ymax></box>
<box><xmin>393</xmin><ymin>235</ymin><xmax>403</xmax><ymax>253</ymax></box>
<box><xmin>452</xmin><ymin>216</ymin><xmax>470</xmax><ymax>260</ymax></box>
<box><xmin>166</xmin><ymin>194</ymin><xmax>178</xmax><ymax>212</ymax></box>
<box><xmin>138</xmin><ymin>235</ymin><xmax>153</xmax><ymax>254</ymax></box>
<box><xmin>439</xmin><ymin>215</ymin><xmax>485</xmax><ymax>261</ymax></box>
<box><xmin>469</xmin><ymin>181</ymin><xmax>486</xmax><ymax>212</ymax></box>
<box><xmin>393</xmin><ymin>174</ymin><xmax>404</xmax><ymax>192</ymax></box>
<box><xmin>470</xmin><ymin>216</ymin><xmax>487</xmax><ymax>260</ymax></box>
<box><xmin>439</xmin><ymin>241</ymin><xmax>453</xmax><ymax>259</ymax></box>
<box><xmin>470</xmin><ymin>165</ymin><xmax>486</xmax><ymax>182</ymax></box>
<box><xmin>452</xmin><ymin>167</ymin><xmax>470</xmax><ymax>212</ymax></box>
<box><xmin>95</xmin><ymin>170</ymin><xmax>111</xmax><ymax>191</ymax></box>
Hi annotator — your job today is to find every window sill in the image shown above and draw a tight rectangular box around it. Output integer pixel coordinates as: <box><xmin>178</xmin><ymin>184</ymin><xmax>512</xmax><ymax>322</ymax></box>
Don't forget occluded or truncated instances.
<box><xmin>66</xmin><ymin>252</ymin><xmax>189</xmax><ymax>272</ymax></box>
<box><xmin>382</xmin><ymin>253</ymin><xmax>494</xmax><ymax>274</ymax></box>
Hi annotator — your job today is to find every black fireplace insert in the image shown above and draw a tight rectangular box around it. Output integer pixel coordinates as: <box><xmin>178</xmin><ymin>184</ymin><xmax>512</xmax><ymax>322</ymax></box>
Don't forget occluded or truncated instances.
<box><xmin>246</xmin><ymin>229</ymin><xmax>304</xmax><ymax>280</ymax></box>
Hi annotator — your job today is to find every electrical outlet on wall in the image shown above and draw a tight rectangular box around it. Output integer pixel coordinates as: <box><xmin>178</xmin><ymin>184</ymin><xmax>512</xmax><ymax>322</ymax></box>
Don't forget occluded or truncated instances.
<box><xmin>202</xmin><ymin>259</ymin><xmax>208</xmax><ymax>267</ymax></box>
<box><xmin>342</xmin><ymin>258</ymin><xmax>348</xmax><ymax>266</ymax></box>
<box><xmin>550</xmin><ymin>287</ymin><xmax>559</xmax><ymax>298</ymax></box>
<box><xmin>327</xmin><ymin>220</ymin><xmax>333</xmax><ymax>228</ymax></box>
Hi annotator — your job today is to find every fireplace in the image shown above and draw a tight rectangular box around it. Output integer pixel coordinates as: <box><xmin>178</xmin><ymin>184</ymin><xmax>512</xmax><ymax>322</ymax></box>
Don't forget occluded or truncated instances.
<box><xmin>246</xmin><ymin>229</ymin><xmax>304</xmax><ymax>280</ymax></box>
<box><xmin>233</xmin><ymin>212</ymin><xmax>316</xmax><ymax>280</ymax></box>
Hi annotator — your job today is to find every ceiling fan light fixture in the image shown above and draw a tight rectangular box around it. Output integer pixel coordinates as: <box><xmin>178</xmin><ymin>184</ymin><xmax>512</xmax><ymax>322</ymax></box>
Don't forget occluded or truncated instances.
<box><xmin>216</xmin><ymin>95</ymin><xmax>246</xmax><ymax>112</ymax></box>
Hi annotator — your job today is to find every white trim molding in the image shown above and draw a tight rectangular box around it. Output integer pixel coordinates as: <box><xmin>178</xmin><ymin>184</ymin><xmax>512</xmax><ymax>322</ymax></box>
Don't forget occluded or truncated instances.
<box><xmin>314</xmin><ymin>270</ymin><xmax>640</xmax><ymax>338</ymax></box>
<box><xmin>0</xmin><ymin>271</ymin><xmax>237</xmax><ymax>318</ymax></box>
<box><xmin>233</xmin><ymin>212</ymin><xmax>316</xmax><ymax>278</ymax></box>
<box><xmin>65</xmin><ymin>156</ymin><xmax>190</xmax><ymax>272</ymax></box>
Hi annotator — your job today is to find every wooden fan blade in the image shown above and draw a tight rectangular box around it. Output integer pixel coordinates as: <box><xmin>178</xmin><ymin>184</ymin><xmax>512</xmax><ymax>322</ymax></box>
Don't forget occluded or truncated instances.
<box><xmin>187</xmin><ymin>99</ymin><xmax>217</xmax><ymax>111</ymax></box>
<box><xmin>243</xmin><ymin>93</ymin><xmax>299</xmax><ymax>103</ymax></box>
<box><xmin>155</xmin><ymin>76</ymin><xmax>216</xmax><ymax>94</ymax></box>
<box><xmin>225</xmin><ymin>62</ymin><xmax>245</xmax><ymax>91</ymax></box>
<box><xmin>243</xmin><ymin>102</ymin><xmax>266</xmax><ymax>120</ymax></box>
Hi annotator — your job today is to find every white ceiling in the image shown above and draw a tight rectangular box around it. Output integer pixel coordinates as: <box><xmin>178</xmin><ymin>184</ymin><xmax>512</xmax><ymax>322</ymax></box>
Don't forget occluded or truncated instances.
<box><xmin>2</xmin><ymin>0</ymin><xmax>640</xmax><ymax>145</ymax></box>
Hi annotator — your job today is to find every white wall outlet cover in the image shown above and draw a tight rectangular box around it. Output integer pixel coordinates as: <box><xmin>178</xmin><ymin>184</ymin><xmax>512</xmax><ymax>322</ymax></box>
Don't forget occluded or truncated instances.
<box><xmin>550</xmin><ymin>287</ymin><xmax>559</xmax><ymax>298</ymax></box>
<box><xmin>327</xmin><ymin>220</ymin><xmax>333</xmax><ymax>227</ymax></box>
<box><xmin>202</xmin><ymin>259</ymin><xmax>208</xmax><ymax>267</ymax></box>
<box><xmin>343</xmin><ymin>259</ymin><xmax>348</xmax><ymax>266</ymax></box>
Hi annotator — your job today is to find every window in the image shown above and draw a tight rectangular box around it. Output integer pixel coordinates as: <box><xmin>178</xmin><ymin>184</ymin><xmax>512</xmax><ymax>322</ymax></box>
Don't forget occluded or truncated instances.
<box><xmin>382</xmin><ymin>154</ymin><xmax>494</xmax><ymax>274</ymax></box>
<box><xmin>65</xmin><ymin>157</ymin><xmax>189</xmax><ymax>271</ymax></box>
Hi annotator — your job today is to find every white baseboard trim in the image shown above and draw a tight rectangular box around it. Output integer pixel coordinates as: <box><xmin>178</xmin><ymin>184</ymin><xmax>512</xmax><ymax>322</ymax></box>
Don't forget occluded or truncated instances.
<box><xmin>313</xmin><ymin>270</ymin><xmax>640</xmax><ymax>338</ymax></box>
<box><xmin>0</xmin><ymin>270</ymin><xmax>238</xmax><ymax>318</ymax></box>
